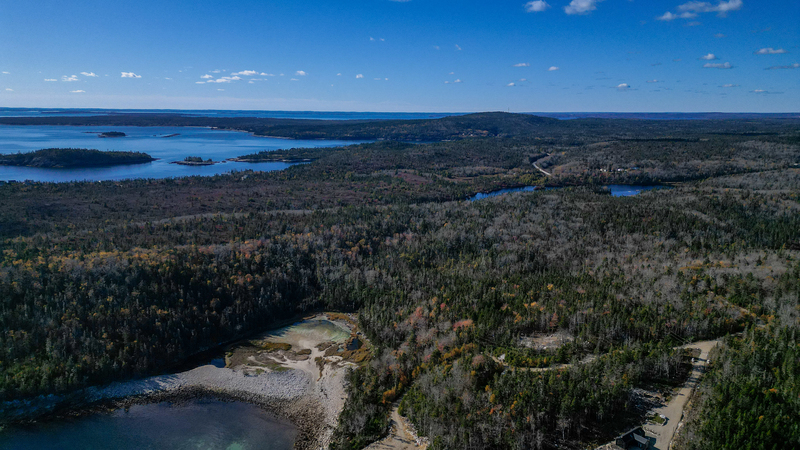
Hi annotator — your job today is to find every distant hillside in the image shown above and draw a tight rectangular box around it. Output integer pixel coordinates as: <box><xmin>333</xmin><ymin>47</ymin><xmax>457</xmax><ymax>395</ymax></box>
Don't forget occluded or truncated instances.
<box><xmin>249</xmin><ymin>112</ymin><xmax>561</xmax><ymax>140</ymax></box>
<box><xmin>2</xmin><ymin>112</ymin><xmax>798</xmax><ymax>142</ymax></box>
<box><xmin>0</xmin><ymin>148</ymin><xmax>154</xmax><ymax>168</ymax></box>
<box><xmin>0</xmin><ymin>112</ymin><xmax>559</xmax><ymax>141</ymax></box>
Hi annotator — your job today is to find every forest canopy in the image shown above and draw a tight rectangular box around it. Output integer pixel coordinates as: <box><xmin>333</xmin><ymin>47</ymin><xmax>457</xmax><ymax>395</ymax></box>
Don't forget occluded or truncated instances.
<box><xmin>0</xmin><ymin>114</ymin><xmax>798</xmax><ymax>449</ymax></box>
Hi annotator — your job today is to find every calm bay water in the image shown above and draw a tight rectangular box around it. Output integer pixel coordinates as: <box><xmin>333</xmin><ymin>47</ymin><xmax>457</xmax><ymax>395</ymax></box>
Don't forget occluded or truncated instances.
<box><xmin>0</xmin><ymin>399</ymin><xmax>296</xmax><ymax>450</ymax></box>
<box><xmin>0</xmin><ymin>108</ymin><xmax>459</xmax><ymax>121</ymax></box>
<box><xmin>0</xmin><ymin>125</ymin><xmax>367</xmax><ymax>182</ymax></box>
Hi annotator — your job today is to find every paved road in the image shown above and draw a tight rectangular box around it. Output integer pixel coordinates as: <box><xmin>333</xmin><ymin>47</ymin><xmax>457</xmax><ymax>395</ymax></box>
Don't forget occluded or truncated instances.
<box><xmin>533</xmin><ymin>162</ymin><xmax>552</xmax><ymax>176</ymax></box>
<box><xmin>648</xmin><ymin>340</ymin><xmax>719</xmax><ymax>450</ymax></box>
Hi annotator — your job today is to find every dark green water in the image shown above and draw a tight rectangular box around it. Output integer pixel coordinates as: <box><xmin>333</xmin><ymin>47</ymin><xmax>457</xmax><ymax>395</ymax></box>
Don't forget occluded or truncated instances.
<box><xmin>0</xmin><ymin>399</ymin><xmax>296</xmax><ymax>450</ymax></box>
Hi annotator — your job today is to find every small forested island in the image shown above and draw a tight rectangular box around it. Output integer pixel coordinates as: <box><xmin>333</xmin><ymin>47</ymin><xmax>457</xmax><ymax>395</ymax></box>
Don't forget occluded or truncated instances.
<box><xmin>172</xmin><ymin>156</ymin><xmax>218</xmax><ymax>165</ymax></box>
<box><xmin>98</xmin><ymin>131</ymin><xmax>126</xmax><ymax>138</ymax></box>
<box><xmin>0</xmin><ymin>148</ymin><xmax>154</xmax><ymax>168</ymax></box>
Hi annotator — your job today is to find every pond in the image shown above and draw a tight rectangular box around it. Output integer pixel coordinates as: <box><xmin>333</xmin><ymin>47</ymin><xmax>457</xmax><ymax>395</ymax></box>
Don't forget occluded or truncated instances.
<box><xmin>0</xmin><ymin>399</ymin><xmax>297</xmax><ymax>450</ymax></box>
<box><xmin>469</xmin><ymin>185</ymin><xmax>671</xmax><ymax>201</ymax></box>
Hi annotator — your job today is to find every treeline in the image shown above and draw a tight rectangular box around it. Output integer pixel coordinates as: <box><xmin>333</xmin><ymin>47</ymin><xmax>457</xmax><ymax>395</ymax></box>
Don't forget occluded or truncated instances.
<box><xmin>0</xmin><ymin>148</ymin><xmax>154</xmax><ymax>168</ymax></box>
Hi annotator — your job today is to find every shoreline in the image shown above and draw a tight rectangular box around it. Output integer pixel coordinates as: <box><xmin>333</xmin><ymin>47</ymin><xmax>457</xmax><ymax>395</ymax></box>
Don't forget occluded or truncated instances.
<box><xmin>0</xmin><ymin>313</ymin><xmax>359</xmax><ymax>450</ymax></box>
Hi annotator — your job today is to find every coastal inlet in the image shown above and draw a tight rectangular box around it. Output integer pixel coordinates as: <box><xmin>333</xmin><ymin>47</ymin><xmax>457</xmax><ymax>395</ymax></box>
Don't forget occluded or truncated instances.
<box><xmin>0</xmin><ymin>125</ymin><xmax>369</xmax><ymax>182</ymax></box>
<box><xmin>0</xmin><ymin>314</ymin><xmax>370</xmax><ymax>450</ymax></box>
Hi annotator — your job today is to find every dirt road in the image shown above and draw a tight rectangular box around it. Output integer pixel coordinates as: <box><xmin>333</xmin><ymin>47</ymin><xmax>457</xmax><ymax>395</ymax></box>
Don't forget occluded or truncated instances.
<box><xmin>647</xmin><ymin>339</ymin><xmax>719</xmax><ymax>450</ymax></box>
<box><xmin>365</xmin><ymin>405</ymin><xmax>427</xmax><ymax>450</ymax></box>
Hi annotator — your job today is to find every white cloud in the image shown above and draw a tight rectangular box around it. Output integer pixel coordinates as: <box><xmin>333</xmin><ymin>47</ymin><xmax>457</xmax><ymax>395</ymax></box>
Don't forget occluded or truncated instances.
<box><xmin>721</xmin><ymin>84</ymin><xmax>739</xmax><ymax>87</ymax></box>
<box><xmin>703</xmin><ymin>62</ymin><xmax>733</xmax><ymax>68</ymax></box>
<box><xmin>513</xmin><ymin>63</ymin><xmax>530</xmax><ymax>67</ymax></box>
<box><xmin>506</xmin><ymin>82</ymin><xmax>516</xmax><ymax>86</ymax></box>
<box><xmin>1</xmin><ymin>71</ymin><xmax>8</xmax><ymax>74</ymax></box>
<box><xmin>755</xmin><ymin>48</ymin><xmax>787</xmax><ymax>55</ymax></box>
<box><xmin>370</xmin><ymin>37</ymin><xmax>375</xmax><ymax>41</ymax></box>
<box><xmin>121</xmin><ymin>72</ymin><xmax>142</xmax><ymax>78</ymax></box>
<box><xmin>217</xmin><ymin>89</ymin><xmax>225</xmax><ymax>91</ymax></box>
<box><xmin>700</xmin><ymin>53</ymin><xmax>718</xmax><ymax>60</ymax></box>
<box><xmin>565</xmin><ymin>0</ymin><xmax>602</xmax><ymax>15</ymax></box>
<box><xmin>356</xmin><ymin>74</ymin><xmax>364</xmax><ymax>79</ymax></box>
<box><xmin>660</xmin><ymin>1</ymin><xmax>742</xmax><ymax>22</ymax></box>
<box><xmin>44</xmin><ymin>79</ymin><xmax>57</xmax><ymax>82</ymax></box>
<box><xmin>677</xmin><ymin>0</ymin><xmax>742</xmax><ymax>16</ymax></box>
<box><xmin>455</xmin><ymin>44</ymin><xmax>462</xmax><ymax>51</ymax></box>
<box><xmin>525</xmin><ymin>1</ymin><xmax>550</xmax><ymax>12</ymax></box>
<box><xmin>62</xmin><ymin>75</ymin><xmax>79</xmax><ymax>82</ymax></box>
<box><xmin>201</xmin><ymin>74</ymin><xmax>213</xmax><ymax>79</ymax></box>
<box><xmin>207</xmin><ymin>76</ymin><xmax>242</xmax><ymax>83</ymax></box>
<box><xmin>81</xmin><ymin>72</ymin><xmax>98</xmax><ymax>77</ymax></box>
<box><xmin>295</xmin><ymin>70</ymin><xmax>307</xmax><ymax>76</ymax></box>
<box><xmin>647</xmin><ymin>79</ymin><xmax>660</xmax><ymax>83</ymax></box>
<box><xmin>196</xmin><ymin>81</ymin><xmax>205</xmax><ymax>84</ymax></box>
<box><xmin>454</xmin><ymin>79</ymin><xmax>462</xmax><ymax>83</ymax></box>
<box><xmin>548</xmin><ymin>66</ymin><xmax>560</xmax><ymax>71</ymax></box>
<box><xmin>232</xmin><ymin>70</ymin><xmax>259</xmax><ymax>76</ymax></box>
<box><xmin>211</xmin><ymin>69</ymin><xmax>221</xmax><ymax>73</ymax></box>
<box><xmin>261</xmin><ymin>73</ymin><xmax>275</xmax><ymax>76</ymax></box>
<box><xmin>290</xmin><ymin>78</ymin><xmax>299</xmax><ymax>81</ymax></box>
<box><xmin>616</xmin><ymin>83</ymin><xmax>630</xmax><ymax>90</ymax></box>
<box><xmin>70</xmin><ymin>90</ymin><xmax>85</xmax><ymax>93</ymax></box>
<box><xmin>433</xmin><ymin>45</ymin><xmax>440</xmax><ymax>50</ymax></box>
<box><xmin>337</xmin><ymin>73</ymin><xmax>342</xmax><ymax>76</ymax></box>
<box><xmin>5</xmin><ymin>88</ymin><xmax>13</xmax><ymax>91</ymax></box>
<box><xmin>715</xmin><ymin>33</ymin><xmax>726</xmax><ymax>38</ymax></box>
<box><xmin>658</xmin><ymin>11</ymin><xmax>700</xmax><ymax>20</ymax></box>
<box><xmin>165</xmin><ymin>77</ymin><xmax>172</xmax><ymax>80</ymax></box>
<box><xmin>765</xmin><ymin>63</ymin><xmax>799</xmax><ymax>70</ymax></box>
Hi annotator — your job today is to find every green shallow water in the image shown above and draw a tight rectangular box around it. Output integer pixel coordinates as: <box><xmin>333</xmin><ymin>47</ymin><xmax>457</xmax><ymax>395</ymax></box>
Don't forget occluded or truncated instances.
<box><xmin>264</xmin><ymin>319</ymin><xmax>351</xmax><ymax>349</ymax></box>
<box><xmin>0</xmin><ymin>399</ymin><xmax>297</xmax><ymax>450</ymax></box>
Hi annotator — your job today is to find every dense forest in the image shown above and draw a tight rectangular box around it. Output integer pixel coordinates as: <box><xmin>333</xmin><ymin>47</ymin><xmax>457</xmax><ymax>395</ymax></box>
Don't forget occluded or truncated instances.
<box><xmin>675</xmin><ymin>324</ymin><xmax>799</xmax><ymax>449</ymax></box>
<box><xmin>0</xmin><ymin>148</ymin><xmax>154</xmax><ymax>168</ymax></box>
<box><xmin>0</xmin><ymin>114</ymin><xmax>798</xmax><ymax>449</ymax></box>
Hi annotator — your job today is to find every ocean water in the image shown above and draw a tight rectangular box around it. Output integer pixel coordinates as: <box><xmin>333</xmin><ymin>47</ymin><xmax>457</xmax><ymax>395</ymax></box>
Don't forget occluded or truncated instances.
<box><xmin>0</xmin><ymin>108</ymin><xmax>460</xmax><ymax>121</ymax></box>
<box><xmin>0</xmin><ymin>399</ymin><xmax>296</xmax><ymax>450</ymax></box>
<box><xmin>2</xmin><ymin>108</ymin><xmax>796</xmax><ymax>121</ymax></box>
<box><xmin>0</xmin><ymin>125</ymin><xmax>367</xmax><ymax>182</ymax></box>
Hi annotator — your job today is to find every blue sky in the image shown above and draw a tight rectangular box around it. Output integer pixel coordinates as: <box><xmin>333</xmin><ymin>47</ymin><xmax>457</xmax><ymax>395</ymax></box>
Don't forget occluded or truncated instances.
<box><xmin>0</xmin><ymin>0</ymin><xmax>797</xmax><ymax>112</ymax></box>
